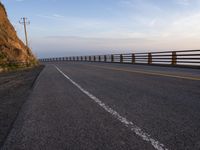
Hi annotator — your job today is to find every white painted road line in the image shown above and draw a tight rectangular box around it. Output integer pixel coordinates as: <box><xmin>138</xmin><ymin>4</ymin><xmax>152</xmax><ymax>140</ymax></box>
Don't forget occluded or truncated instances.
<box><xmin>55</xmin><ymin>65</ymin><xmax>169</xmax><ymax>150</ymax></box>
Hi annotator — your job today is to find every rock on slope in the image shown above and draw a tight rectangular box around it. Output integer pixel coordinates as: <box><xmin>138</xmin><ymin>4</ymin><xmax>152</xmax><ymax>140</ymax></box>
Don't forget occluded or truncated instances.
<box><xmin>0</xmin><ymin>2</ymin><xmax>37</xmax><ymax>71</ymax></box>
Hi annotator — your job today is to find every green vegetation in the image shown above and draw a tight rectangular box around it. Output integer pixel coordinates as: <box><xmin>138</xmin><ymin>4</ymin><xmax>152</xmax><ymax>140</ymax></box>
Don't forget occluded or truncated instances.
<box><xmin>0</xmin><ymin>52</ymin><xmax>6</xmax><ymax>59</ymax></box>
<box><xmin>0</xmin><ymin>59</ymin><xmax>39</xmax><ymax>72</ymax></box>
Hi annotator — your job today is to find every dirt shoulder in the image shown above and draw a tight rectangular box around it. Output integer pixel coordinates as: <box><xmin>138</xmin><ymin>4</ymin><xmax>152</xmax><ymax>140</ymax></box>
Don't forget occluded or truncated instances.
<box><xmin>0</xmin><ymin>65</ymin><xmax>44</xmax><ymax>147</ymax></box>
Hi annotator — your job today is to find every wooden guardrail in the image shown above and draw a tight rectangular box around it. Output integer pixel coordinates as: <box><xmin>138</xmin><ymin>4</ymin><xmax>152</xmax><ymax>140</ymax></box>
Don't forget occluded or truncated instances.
<box><xmin>39</xmin><ymin>50</ymin><xmax>200</xmax><ymax>68</ymax></box>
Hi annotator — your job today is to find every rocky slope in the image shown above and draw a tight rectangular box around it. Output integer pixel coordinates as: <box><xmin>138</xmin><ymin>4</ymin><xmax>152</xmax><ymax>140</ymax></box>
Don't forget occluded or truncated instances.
<box><xmin>0</xmin><ymin>2</ymin><xmax>37</xmax><ymax>72</ymax></box>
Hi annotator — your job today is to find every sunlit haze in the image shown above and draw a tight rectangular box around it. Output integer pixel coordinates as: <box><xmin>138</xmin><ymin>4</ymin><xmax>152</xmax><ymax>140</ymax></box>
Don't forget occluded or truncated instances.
<box><xmin>2</xmin><ymin>0</ymin><xmax>200</xmax><ymax>58</ymax></box>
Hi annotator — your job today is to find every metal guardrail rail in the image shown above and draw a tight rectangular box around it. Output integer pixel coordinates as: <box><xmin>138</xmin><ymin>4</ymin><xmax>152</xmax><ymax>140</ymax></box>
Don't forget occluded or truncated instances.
<box><xmin>40</xmin><ymin>50</ymin><xmax>200</xmax><ymax>68</ymax></box>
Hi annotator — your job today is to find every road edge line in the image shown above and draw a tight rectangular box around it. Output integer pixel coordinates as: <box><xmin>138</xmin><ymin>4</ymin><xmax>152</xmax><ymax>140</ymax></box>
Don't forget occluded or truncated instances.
<box><xmin>55</xmin><ymin>65</ymin><xmax>169</xmax><ymax>150</ymax></box>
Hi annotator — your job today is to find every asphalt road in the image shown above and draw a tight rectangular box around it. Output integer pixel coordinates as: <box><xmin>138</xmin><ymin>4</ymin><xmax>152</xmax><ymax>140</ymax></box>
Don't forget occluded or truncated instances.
<box><xmin>2</xmin><ymin>62</ymin><xmax>200</xmax><ymax>150</ymax></box>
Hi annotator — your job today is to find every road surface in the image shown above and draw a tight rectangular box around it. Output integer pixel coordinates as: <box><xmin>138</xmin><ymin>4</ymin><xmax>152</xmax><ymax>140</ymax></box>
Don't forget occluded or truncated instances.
<box><xmin>2</xmin><ymin>62</ymin><xmax>200</xmax><ymax>150</ymax></box>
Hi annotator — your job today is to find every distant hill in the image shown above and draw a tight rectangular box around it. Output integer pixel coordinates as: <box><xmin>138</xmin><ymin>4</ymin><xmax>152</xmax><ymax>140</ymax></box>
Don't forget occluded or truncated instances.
<box><xmin>0</xmin><ymin>2</ymin><xmax>37</xmax><ymax>72</ymax></box>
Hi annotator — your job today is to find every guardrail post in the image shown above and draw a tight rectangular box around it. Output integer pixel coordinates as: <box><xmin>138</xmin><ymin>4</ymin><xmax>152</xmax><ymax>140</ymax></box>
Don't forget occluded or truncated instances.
<box><xmin>99</xmin><ymin>56</ymin><xmax>101</xmax><ymax>62</ymax></box>
<box><xmin>104</xmin><ymin>55</ymin><xmax>107</xmax><ymax>62</ymax></box>
<box><xmin>89</xmin><ymin>56</ymin><xmax>91</xmax><ymax>61</ymax></box>
<box><xmin>132</xmin><ymin>54</ymin><xmax>135</xmax><ymax>64</ymax></box>
<box><xmin>77</xmin><ymin>57</ymin><xmax>79</xmax><ymax>61</ymax></box>
<box><xmin>172</xmin><ymin>51</ymin><xmax>177</xmax><ymax>65</ymax></box>
<box><xmin>148</xmin><ymin>53</ymin><xmax>152</xmax><ymax>64</ymax></box>
<box><xmin>111</xmin><ymin>55</ymin><xmax>114</xmax><ymax>62</ymax></box>
<box><xmin>80</xmin><ymin>56</ymin><xmax>83</xmax><ymax>61</ymax></box>
<box><xmin>120</xmin><ymin>54</ymin><xmax>123</xmax><ymax>63</ymax></box>
<box><xmin>94</xmin><ymin>56</ymin><xmax>96</xmax><ymax>62</ymax></box>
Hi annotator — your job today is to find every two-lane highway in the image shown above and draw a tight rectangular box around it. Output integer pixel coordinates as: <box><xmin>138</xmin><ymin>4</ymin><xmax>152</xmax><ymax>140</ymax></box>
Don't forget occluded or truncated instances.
<box><xmin>2</xmin><ymin>62</ymin><xmax>200</xmax><ymax>150</ymax></box>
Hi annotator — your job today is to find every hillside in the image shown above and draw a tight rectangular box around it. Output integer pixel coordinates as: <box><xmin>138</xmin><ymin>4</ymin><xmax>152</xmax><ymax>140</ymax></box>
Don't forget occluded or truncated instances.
<box><xmin>0</xmin><ymin>2</ymin><xmax>37</xmax><ymax>72</ymax></box>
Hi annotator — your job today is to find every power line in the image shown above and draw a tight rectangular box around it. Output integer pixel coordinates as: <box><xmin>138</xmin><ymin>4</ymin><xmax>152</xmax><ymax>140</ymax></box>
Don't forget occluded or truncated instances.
<box><xmin>19</xmin><ymin>17</ymin><xmax>30</xmax><ymax>47</ymax></box>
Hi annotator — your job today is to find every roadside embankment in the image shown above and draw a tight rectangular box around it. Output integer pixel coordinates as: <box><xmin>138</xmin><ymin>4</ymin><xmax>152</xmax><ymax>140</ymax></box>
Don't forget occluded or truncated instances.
<box><xmin>0</xmin><ymin>2</ymin><xmax>38</xmax><ymax>72</ymax></box>
<box><xmin>0</xmin><ymin>65</ymin><xmax>44</xmax><ymax>148</ymax></box>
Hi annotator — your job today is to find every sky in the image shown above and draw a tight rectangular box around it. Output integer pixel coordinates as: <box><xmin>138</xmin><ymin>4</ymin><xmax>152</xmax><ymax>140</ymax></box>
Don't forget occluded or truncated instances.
<box><xmin>1</xmin><ymin>0</ymin><xmax>200</xmax><ymax>58</ymax></box>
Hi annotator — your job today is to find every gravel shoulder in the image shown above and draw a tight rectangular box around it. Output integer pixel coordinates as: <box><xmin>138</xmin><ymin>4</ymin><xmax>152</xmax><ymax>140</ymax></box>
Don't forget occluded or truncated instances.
<box><xmin>0</xmin><ymin>65</ymin><xmax>44</xmax><ymax>147</ymax></box>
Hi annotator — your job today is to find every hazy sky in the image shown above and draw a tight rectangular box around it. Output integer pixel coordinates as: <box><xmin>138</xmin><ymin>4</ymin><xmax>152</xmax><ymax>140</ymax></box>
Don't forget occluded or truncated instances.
<box><xmin>2</xmin><ymin>0</ymin><xmax>200</xmax><ymax>58</ymax></box>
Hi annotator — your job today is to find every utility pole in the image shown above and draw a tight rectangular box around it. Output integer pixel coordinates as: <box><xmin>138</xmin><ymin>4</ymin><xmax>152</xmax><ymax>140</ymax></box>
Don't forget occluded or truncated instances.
<box><xmin>19</xmin><ymin>17</ymin><xmax>30</xmax><ymax>47</ymax></box>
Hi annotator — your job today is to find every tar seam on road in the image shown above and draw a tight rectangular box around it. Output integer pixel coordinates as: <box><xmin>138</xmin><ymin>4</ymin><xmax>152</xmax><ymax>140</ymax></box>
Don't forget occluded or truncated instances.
<box><xmin>86</xmin><ymin>64</ymin><xmax>200</xmax><ymax>81</ymax></box>
<box><xmin>55</xmin><ymin>65</ymin><xmax>169</xmax><ymax>150</ymax></box>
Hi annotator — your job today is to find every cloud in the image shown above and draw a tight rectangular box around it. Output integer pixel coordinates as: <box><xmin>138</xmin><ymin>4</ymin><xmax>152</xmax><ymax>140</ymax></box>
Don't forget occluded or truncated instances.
<box><xmin>8</xmin><ymin>0</ymin><xmax>200</xmax><ymax>57</ymax></box>
<box><xmin>15</xmin><ymin>0</ymin><xmax>25</xmax><ymax>2</ymax></box>
<box><xmin>52</xmin><ymin>14</ymin><xmax>65</xmax><ymax>18</ymax></box>
<box><xmin>176</xmin><ymin>0</ymin><xmax>191</xmax><ymax>5</ymax></box>
<box><xmin>160</xmin><ymin>12</ymin><xmax>200</xmax><ymax>38</ymax></box>
<box><xmin>37</xmin><ymin>14</ymin><xmax>65</xmax><ymax>20</ymax></box>
<box><xmin>31</xmin><ymin>34</ymin><xmax>200</xmax><ymax>58</ymax></box>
